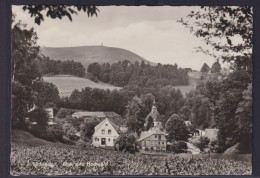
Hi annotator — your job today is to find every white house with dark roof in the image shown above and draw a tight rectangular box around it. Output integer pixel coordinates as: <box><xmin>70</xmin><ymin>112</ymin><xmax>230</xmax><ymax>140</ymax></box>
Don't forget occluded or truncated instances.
<box><xmin>92</xmin><ymin>118</ymin><xmax>120</xmax><ymax>147</ymax></box>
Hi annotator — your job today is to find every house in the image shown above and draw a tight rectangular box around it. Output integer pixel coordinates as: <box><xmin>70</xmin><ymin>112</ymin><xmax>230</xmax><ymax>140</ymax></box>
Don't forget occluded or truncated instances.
<box><xmin>92</xmin><ymin>117</ymin><xmax>120</xmax><ymax>147</ymax></box>
<box><xmin>139</xmin><ymin>101</ymin><xmax>167</xmax><ymax>152</ymax></box>
<box><xmin>205</xmin><ymin>128</ymin><xmax>219</xmax><ymax>140</ymax></box>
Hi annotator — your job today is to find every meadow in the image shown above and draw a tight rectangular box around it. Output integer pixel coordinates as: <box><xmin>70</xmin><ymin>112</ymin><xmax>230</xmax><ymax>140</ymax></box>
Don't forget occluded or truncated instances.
<box><xmin>43</xmin><ymin>75</ymin><xmax>122</xmax><ymax>97</ymax></box>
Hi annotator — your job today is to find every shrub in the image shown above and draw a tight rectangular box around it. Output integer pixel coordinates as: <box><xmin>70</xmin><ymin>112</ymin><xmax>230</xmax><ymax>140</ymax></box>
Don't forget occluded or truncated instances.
<box><xmin>115</xmin><ymin>132</ymin><xmax>139</xmax><ymax>153</ymax></box>
<box><xmin>194</xmin><ymin>136</ymin><xmax>210</xmax><ymax>152</ymax></box>
<box><xmin>169</xmin><ymin>141</ymin><xmax>188</xmax><ymax>153</ymax></box>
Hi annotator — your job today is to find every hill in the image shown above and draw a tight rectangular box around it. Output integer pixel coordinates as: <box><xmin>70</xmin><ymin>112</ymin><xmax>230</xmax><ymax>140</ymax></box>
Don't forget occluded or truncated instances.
<box><xmin>40</xmin><ymin>46</ymin><xmax>154</xmax><ymax>69</ymax></box>
<box><xmin>43</xmin><ymin>75</ymin><xmax>121</xmax><ymax>97</ymax></box>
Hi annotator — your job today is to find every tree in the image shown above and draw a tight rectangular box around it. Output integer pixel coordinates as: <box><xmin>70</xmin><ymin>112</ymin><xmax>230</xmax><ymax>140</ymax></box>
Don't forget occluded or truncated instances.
<box><xmin>211</xmin><ymin>61</ymin><xmax>221</xmax><ymax>73</ymax></box>
<box><xmin>169</xmin><ymin>141</ymin><xmax>188</xmax><ymax>153</ymax></box>
<box><xmin>11</xmin><ymin>19</ymin><xmax>41</xmax><ymax>129</ymax></box>
<box><xmin>165</xmin><ymin>114</ymin><xmax>189</xmax><ymax>142</ymax></box>
<box><xmin>87</xmin><ymin>62</ymin><xmax>101</xmax><ymax>78</ymax></box>
<box><xmin>115</xmin><ymin>132</ymin><xmax>139</xmax><ymax>153</ymax></box>
<box><xmin>56</xmin><ymin>108</ymin><xmax>73</xmax><ymax>119</ymax></box>
<box><xmin>126</xmin><ymin>96</ymin><xmax>145</xmax><ymax>135</ymax></box>
<box><xmin>26</xmin><ymin>108</ymin><xmax>49</xmax><ymax>138</ymax></box>
<box><xmin>80</xmin><ymin>118</ymin><xmax>99</xmax><ymax>141</ymax></box>
<box><xmin>194</xmin><ymin>136</ymin><xmax>210</xmax><ymax>152</ymax></box>
<box><xmin>214</xmin><ymin>70</ymin><xmax>251</xmax><ymax>152</ymax></box>
<box><xmin>235</xmin><ymin>83</ymin><xmax>252</xmax><ymax>153</ymax></box>
<box><xmin>179</xmin><ymin>7</ymin><xmax>253</xmax><ymax>152</ymax></box>
<box><xmin>22</xmin><ymin>5</ymin><xmax>99</xmax><ymax>25</ymax></box>
<box><xmin>32</xmin><ymin>81</ymin><xmax>60</xmax><ymax>107</ymax></box>
<box><xmin>179</xmin><ymin>6</ymin><xmax>253</xmax><ymax>75</ymax></box>
<box><xmin>200</xmin><ymin>63</ymin><xmax>210</xmax><ymax>73</ymax></box>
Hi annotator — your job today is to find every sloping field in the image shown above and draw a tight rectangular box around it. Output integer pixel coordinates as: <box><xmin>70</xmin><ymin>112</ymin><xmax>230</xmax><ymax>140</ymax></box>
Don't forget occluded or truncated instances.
<box><xmin>43</xmin><ymin>75</ymin><xmax>121</xmax><ymax>97</ymax></box>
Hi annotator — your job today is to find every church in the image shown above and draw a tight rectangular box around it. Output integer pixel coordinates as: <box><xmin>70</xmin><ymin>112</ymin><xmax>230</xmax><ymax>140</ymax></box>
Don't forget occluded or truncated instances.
<box><xmin>138</xmin><ymin>101</ymin><xmax>167</xmax><ymax>152</ymax></box>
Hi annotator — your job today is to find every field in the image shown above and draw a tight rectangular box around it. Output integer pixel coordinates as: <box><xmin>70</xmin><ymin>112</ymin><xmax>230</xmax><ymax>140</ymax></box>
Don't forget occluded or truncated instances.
<box><xmin>11</xmin><ymin>130</ymin><xmax>252</xmax><ymax>176</ymax></box>
<box><xmin>43</xmin><ymin>75</ymin><xmax>121</xmax><ymax>97</ymax></box>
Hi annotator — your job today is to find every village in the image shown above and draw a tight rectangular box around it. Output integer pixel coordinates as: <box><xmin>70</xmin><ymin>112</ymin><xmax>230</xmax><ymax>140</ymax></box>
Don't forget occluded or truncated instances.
<box><xmin>9</xmin><ymin>5</ymin><xmax>253</xmax><ymax>176</ymax></box>
<box><xmin>32</xmin><ymin>99</ymin><xmax>219</xmax><ymax>155</ymax></box>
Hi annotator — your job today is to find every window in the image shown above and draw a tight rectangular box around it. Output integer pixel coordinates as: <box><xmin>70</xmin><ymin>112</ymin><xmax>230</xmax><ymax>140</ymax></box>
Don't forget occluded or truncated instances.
<box><xmin>159</xmin><ymin>142</ymin><xmax>160</xmax><ymax>144</ymax></box>
<box><xmin>105</xmin><ymin>124</ymin><xmax>108</xmax><ymax>126</ymax></box>
<box><xmin>162</xmin><ymin>142</ymin><xmax>164</xmax><ymax>144</ymax></box>
<box><xmin>108</xmin><ymin>130</ymin><xmax>111</xmax><ymax>135</ymax></box>
<box><xmin>155</xmin><ymin>135</ymin><xmax>157</xmax><ymax>138</ymax></box>
<box><xmin>108</xmin><ymin>138</ymin><xmax>110</xmax><ymax>142</ymax></box>
<box><xmin>102</xmin><ymin>129</ymin><xmax>105</xmax><ymax>134</ymax></box>
<box><xmin>158</xmin><ymin>135</ymin><xmax>161</xmax><ymax>140</ymax></box>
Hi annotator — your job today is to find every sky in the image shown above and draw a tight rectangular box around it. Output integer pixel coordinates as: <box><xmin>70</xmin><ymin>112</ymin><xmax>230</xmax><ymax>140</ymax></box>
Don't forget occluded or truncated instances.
<box><xmin>12</xmin><ymin>6</ymin><xmax>221</xmax><ymax>70</ymax></box>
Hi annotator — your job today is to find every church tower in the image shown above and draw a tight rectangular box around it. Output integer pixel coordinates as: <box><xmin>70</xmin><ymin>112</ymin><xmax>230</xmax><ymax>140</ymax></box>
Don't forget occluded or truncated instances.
<box><xmin>145</xmin><ymin>100</ymin><xmax>162</xmax><ymax>130</ymax></box>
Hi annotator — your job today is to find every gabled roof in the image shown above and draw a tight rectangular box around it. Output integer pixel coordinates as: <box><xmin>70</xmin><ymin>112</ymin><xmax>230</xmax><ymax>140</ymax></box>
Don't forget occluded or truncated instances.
<box><xmin>94</xmin><ymin>118</ymin><xmax>120</xmax><ymax>133</ymax></box>
<box><xmin>72</xmin><ymin>111</ymin><xmax>121</xmax><ymax>119</ymax></box>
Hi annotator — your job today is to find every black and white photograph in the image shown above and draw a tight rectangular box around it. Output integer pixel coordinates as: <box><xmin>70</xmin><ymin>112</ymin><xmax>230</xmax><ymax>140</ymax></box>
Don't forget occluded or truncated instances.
<box><xmin>10</xmin><ymin>5</ymin><xmax>253</xmax><ymax>175</ymax></box>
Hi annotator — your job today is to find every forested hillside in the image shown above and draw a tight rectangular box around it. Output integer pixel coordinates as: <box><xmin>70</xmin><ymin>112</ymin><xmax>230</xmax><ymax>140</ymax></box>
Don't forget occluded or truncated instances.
<box><xmin>87</xmin><ymin>60</ymin><xmax>189</xmax><ymax>87</ymax></box>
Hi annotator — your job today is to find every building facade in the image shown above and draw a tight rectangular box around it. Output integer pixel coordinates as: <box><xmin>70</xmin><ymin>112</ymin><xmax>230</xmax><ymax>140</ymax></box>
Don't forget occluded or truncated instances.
<box><xmin>139</xmin><ymin>101</ymin><xmax>167</xmax><ymax>152</ymax></box>
<box><xmin>92</xmin><ymin>118</ymin><xmax>120</xmax><ymax>147</ymax></box>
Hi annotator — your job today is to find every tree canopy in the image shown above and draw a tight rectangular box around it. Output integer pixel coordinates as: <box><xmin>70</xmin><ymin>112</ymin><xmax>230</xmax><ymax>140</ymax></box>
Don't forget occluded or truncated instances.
<box><xmin>22</xmin><ymin>5</ymin><xmax>99</xmax><ymax>25</ymax></box>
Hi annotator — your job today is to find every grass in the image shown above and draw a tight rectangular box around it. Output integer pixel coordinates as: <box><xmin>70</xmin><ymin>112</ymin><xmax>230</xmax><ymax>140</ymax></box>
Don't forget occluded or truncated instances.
<box><xmin>43</xmin><ymin>75</ymin><xmax>122</xmax><ymax>97</ymax></box>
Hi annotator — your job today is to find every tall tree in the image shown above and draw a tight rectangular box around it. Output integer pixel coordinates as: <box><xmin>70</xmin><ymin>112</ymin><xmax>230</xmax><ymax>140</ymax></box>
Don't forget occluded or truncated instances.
<box><xmin>211</xmin><ymin>61</ymin><xmax>221</xmax><ymax>73</ymax></box>
<box><xmin>165</xmin><ymin>114</ymin><xmax>189</xmax><ymax>142</ymax></box>
<box><xmin>200</xmin><ymin>63</ymin><xmax>211</xmax><ymax>73</ymax></box>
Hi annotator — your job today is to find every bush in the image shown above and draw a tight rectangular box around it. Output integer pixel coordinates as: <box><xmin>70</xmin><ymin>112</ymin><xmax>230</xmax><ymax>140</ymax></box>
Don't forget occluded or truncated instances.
<box><xmin>169</xmin><ymin>141</ymin><xmax>188</xmax><ymax>153</ymax></box>
<box><xmin>46</xmin><ymin>124</ymin><xmax>64</xmax><ymax>142</ymax></box>
<box><xmin>115</xmin><ymin>132</ymin><xmax>139</xmax><ymax>153</ymax></box>
<box><xmin>194</xmin><ymin>136</ymin><xmax>210</xmax><ymax>152</ymax></box>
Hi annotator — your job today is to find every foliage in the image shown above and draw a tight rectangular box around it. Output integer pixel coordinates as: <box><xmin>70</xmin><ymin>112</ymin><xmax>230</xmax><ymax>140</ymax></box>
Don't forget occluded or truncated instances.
<box><xmin>165</xmin><ymin>114</ymin><xmax>190</xmax><ymax>142</ymax></box>
<box><xmin>194</xmin><ymin>136</ymin><xmax>210</xmax><ymax>152</ymax></box>
<box><xmin>169</xmin><ymin>141</ymin><xmax>188</xmax><ymax>153</ymax></box>
<box><xmin>89</xmin><ymin>60</ymin><xmax>189</xmax><ymax>87</ymax></box>
<box><xmin>56</xmin><ymin>108</ymin><xmax>74</xmax><ymax>119</ymax></box>
<box><xmin>80</xmin><ymin>118</ymin><xmax>99</xmax><ymax>141</ymax></box>
<box><xmin>46</xmin><ymin>124</ymin><xmax>64</xmax><ymax>142</ymax></box>
<box><xmin>11</xmin><ymin>19</ymin><xmax>41</xmax><ymax>129</ymax></box>
<box><xmin>200</xmin><ymin>63</ymin><xmax>210</xmax><ymax>73</ymax></box>
<box><xmin>62</xmin><ymin>122</ymin><xmax>78</xmax><ymax>142</ymax></box>
<box><xmin>214</xmin><ymin>70</ymin><xmax>251</xmax><ymax>152</ymax></box>
<box><xmin>211</xmin><ymin>61</ymin><xmax>221</xmax><ymax>73</ymax></box>
<box><xmin>179</xmin><ymin>6</ymin><xmax>252</xmax><ymax>74</ymax></box>
<box><xmin>115</xmin><ymin>132</ymin><xmax>139</xmax><ymax>153</ymax></box>
<box><xmin>35</xmin><ymin>56</ymin><xmax>86</xmax><ymax>77</ymax></box>
<box><xmin>26</xmin><ymin>108</ymin><xmax>49</xmax><ymax>138</ymax></box>
<box><xmin>87</xmin><ymin>62</ymin><xmax>101</xmax><ymax>78</ymax></box>
<box><xmin>22</xmin><ymin>5</ymin><xmax>99</xmax><ymax>25</ymax></box>
<box><xmin>32</xmin><ymin>81</ymin><xmax>60</xmax><ymax>107</ymax></box>
<box><xmin>65</xmin><ymin>87</ymin><xmax>134</xmax><ymax>116</ymax></box>
<box><xmin>126</xmin><ymin>96</ymin><xmax>146</xmax><ymax>135</ymax></box>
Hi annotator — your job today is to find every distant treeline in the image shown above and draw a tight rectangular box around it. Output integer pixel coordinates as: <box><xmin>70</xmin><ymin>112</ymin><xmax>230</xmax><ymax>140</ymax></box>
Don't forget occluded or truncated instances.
<box><xmin>35</xmin><ymin>56</ymin><xmax>85</xmax><ymax>77</ymax></box>
<box><xmin>59</xmin><ymin>84</ymin><xmax>184</xmax><ymax>120</ymax></box>
<box><xmin>87</xmin><ymin>60</ymin><xmax>189</xmax><ymax>87</ymax></box>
